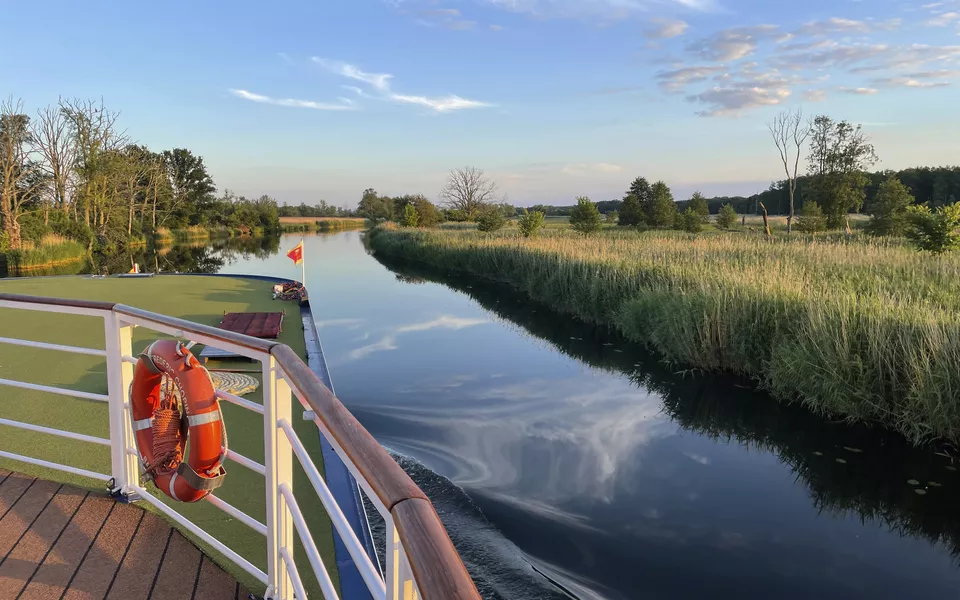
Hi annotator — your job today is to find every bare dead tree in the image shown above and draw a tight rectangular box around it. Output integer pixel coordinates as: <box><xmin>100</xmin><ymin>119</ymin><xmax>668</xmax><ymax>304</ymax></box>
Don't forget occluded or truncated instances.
<box><xmin>59</xmin><ymin>98</ymin><xmax>126</xmax><ymax>228</ymax></box>
<box><xmin>439</xmin><ymin>166</ymin><xmax>499</xmax><ymax>219</ymax></box>
<box><xmin>34</xmin><ymin>102</ymin><xmax>76</xmax><ymax>219</ymax></box>
<box><xmin>768</xmin><ymin>108</ymin><xmax>810</xmax><ymax>234</ymax></box>
<box><xmin>0</xmin><ymin>98</ymin><xmax>43</xmax><ymax>249</ymax></box>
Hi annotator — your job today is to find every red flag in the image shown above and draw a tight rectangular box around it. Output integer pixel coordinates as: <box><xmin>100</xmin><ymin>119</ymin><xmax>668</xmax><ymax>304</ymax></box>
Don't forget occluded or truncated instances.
<box><xmin>286</xmin><ymin>241</ymin><xmax>304</xmax><ymax>266</ymax></box>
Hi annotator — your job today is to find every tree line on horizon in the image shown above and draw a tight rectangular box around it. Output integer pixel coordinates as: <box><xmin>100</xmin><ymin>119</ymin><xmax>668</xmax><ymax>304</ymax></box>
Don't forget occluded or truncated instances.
<box><xmin>1</xmin><ymin>97</ymin><xmax>281</xmax><ymax>254</ymax></box>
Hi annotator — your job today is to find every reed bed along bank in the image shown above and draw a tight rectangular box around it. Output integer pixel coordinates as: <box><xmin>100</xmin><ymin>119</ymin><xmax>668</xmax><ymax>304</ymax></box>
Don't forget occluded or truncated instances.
<box><xmin>3</xmin><ymin>235</ymin><xmax>89</xmax><ymax>273</ymax></box>
<box><xmin>368</xmin><ymin>225</ymin><xmax>960</xmax><ymax>445</ymax></box>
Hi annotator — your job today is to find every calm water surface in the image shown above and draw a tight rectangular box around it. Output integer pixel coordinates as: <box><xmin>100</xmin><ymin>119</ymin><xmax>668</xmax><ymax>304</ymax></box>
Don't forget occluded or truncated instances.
<box><xmin>18</xmin><ymin>232</ymin><xmax>960</xmax><ymax>599</ymax></box>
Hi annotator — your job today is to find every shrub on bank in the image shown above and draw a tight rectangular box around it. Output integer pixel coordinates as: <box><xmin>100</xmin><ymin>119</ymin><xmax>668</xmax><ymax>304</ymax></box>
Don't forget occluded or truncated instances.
<box><xmin>476</xmin><ymin>205</ymin><xmax>506</xmax><ymax>232</ymax></box>
<box><xmin>368</xmin><ymin>226</ymin><xmax>960</xmax><ymax>445</ymax></box>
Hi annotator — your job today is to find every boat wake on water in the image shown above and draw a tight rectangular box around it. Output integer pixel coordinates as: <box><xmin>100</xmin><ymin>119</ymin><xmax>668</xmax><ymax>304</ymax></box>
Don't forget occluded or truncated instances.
<box><xmin>367</xmin><ymin>451</ymin><xmax>593</xmax><ymax>600</ymax></box>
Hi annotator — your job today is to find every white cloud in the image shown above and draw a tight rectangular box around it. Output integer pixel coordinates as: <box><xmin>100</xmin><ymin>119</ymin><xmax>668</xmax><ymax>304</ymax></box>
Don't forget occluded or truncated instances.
<box><xmin>803</xmin><ymin>89</ymin><xmax>828</xmax><ymax>102</ymax></box>
<box><xmin>687</xmin><ymin>84</ymin><xmax>791</xmax><ymax>117</ymax></box>
<box><xmin>562</xmin><ymin>163</ymin><xmax>623</xmax><ymax>176</ymax></box>
<box><xmin>644</xmin><ymin>18</ymin><xmax>689</xmax><ymax>40</ymax></box>
<box><xmin>926</xmin><ymin>11</ymin><xmax>960</xmax><ymax>26</ymax></box>
<box><xmin>838</xmin><ymin>86</ymin><xmax>879</xmax><ymax>95</ymax></box>
<box><xmin>796</xmin><ymin>17</ymin><xmax>871</xmax><ymax>36</ymax></box>
<box><xmin>868</xmin><ymin>69</ymin><xmax>960</xmax><ymax>90</ymax></box>
<box><xmin>313</xmin><ymin>58</ymin><xmax>393</xmax><ymax>91</ymax></box>
<box><xmin>475</xmin><ymin>0</ymin><xmax>717</xmax><ymax>21</ymax></box>
<box><xmin>390</xmin><ymin>94</ymin><xmax>492</xmax><ymax>112</ymax></box>
<box><xmin>686</xmin><ymin>25</ymin><xmax>782</xmax><ymax>61</ymax></box>
<box><xmin>314</xmin><ymin>58</ymin><xmax>493</xmax><ymax>113</ymax></box>
<box><xmin>228</xmin><ymin>89</ymin><xmax>356</xmax><ymax>111</ymax></box>
<box><xmin>657</xmin><ymin>65</ymin><xmax>727</xmax><ymax>92</ymax></box>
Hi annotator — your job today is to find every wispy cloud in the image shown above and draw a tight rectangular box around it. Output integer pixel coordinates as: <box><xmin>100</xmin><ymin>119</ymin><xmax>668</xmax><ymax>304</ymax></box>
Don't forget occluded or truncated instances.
<box><xmin>390</xmin><ymin>94</ymin><xmax>492</xmax><ymax>112</ymax></box>
<box><xmin>796</xmin><ymin>17</ymin><xmax>871</xmax><ymax>36</ymax></box>
<box><xmin>313</xmin><ymin>59</ymin><xmax>393</xmax><ymax>91</ymax></box>
<box><xmin>644</xmin><ymin>18</ymin><xmax>689</xmax><ymax>40</ymax></box>
<box><xmin>686</xmin><ymin>25</ymin><xmax>782</xmax><ymax>61</ymax></box>
<box><xmin>228</xmin><ymin>89</ymin><xmax>356</xmax><ymax>111</ymax></box>
<box><xmin>657</xmin><ymin>65</ymin><xmax>727</xmax><ymax>92</ymax></box>
<box><xmin>687</xmin><ymin>84</ymin><xmax>791</xmax><ymax>117</ymax></box>
<box><xmin>803</xmin><ymin>88</ymin><xmax>828</xmax><ymax>102</ymax></box>
<box><xmin>562</xmin><ymin>163</ymin><xmax>623</xmax><ymax>176</ymax></box>
<box><xmin>870</xmin><ymin>70</ymin><xmax>960</xmax><ymax>89</ymax></box>
<box><xmin>415</xmin><ymin>7</ymin><xmax>477</xmax><ymax>29</ymax></box>
<box><xmin>313</xmin><ymin>58</ymin><xmax>493</xmax><ymax>113</ymax></box>
<box><xmin>473</xmin><ymin>0</ymin><xmax>718</xmax><ymax>21</ymax></box>
<box><xmin>838</xmin><ymin>86</ymin><xmax>879</xmax><ymax>95</ymax></box>
<box><xmin>925</xmin><ymin>11</ymin><xmax>960</xmax><ymax>26</ymax></box>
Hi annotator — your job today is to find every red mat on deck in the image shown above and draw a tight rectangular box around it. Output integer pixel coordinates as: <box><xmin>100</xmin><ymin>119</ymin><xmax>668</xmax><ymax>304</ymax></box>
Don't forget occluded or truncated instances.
<box><xmin>217</xmin><ymin>312</ymin><xmax>284</xmax><ymax>339</ymax></box>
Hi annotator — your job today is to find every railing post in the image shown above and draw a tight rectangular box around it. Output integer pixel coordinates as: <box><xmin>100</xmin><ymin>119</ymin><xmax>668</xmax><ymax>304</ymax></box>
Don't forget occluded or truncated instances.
<box><xmin>387</xmin><ymin>518</ymin><xmax>420</xmax><ymax>600</ymax></box>
<box><xmin>263</xmin><ymin>356</ymin><xmax>295</xmax><ymax>600</ymax></box>
<box><xmin>104</xmin><ymin>312</ymin><xmax>140</xmax><ymax>500</ymax></box>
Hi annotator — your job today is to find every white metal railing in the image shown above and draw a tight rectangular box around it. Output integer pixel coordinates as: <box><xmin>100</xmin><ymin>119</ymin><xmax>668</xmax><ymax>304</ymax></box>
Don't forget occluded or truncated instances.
<box><xmin>0</xmin><ymin>293</ymin><xmax>479</xmax><ymax>600</ymax></box>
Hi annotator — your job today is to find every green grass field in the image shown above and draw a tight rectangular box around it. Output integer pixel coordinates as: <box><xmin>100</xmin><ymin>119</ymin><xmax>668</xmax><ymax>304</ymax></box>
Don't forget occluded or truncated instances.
<box><xmin>369</xmin><ymin>225</ymin><xmax>960</xmax><ymax>447</ymax></box>
<box><xmin>0</xmin><ymin>275</ymin><xmax>337</xmax><ymax>596</ymax></box>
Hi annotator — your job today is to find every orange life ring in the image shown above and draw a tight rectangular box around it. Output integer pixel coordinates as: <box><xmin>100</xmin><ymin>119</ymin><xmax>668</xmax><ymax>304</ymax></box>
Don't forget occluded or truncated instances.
<box><xmin>131</xmin><ymin>339</ymin><xmax>226</xmax><ymax>502</ymax></box>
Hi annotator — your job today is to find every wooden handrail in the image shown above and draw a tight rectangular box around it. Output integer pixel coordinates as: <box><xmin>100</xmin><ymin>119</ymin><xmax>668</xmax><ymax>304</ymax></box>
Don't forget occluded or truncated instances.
<box><xmin>271</xmin><ymin>344</ymin><xmax>428</xmax><ymax>510</ymax></box>
<box><xmin>392</xmin><ymin>498</ymin><xmax>480</xmax><ymax>600</ymax></box>
<box><xmin>114</xmin><ymin>304</ymin><xmax>280</xmax><ymax>354</ymax></box>
<box><xmin>0</xmin><ymin>293</ymin><xmax>117</xmax><ymax>312</ymax></box>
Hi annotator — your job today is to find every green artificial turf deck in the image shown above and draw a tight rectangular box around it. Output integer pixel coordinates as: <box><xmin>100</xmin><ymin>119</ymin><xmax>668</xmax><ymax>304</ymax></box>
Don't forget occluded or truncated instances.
<box><xmin>0</xmin><ymin>275</ymin><xmax>338</xmax><ymax>597</ymax></box>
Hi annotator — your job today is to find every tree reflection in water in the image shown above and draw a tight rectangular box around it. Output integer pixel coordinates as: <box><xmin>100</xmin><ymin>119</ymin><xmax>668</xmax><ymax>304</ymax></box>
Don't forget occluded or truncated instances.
<box><xmin>90</xmin><ymin>236</ymin><xmax>282</xmax><ymax>275</ymax></box>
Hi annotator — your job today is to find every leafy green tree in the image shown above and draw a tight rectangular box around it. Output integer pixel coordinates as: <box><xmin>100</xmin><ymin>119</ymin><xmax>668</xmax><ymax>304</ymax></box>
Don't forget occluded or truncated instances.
<box><xmin>688</xmin><ymin>191</ymin><xmax>709</xmax><ymax>223</ymax></box>
<box><xmin>676</xmin><ymin>207</ymin><xmax>703</xmax><ymax>233</ymax></box>
<box><xmin>162</xmin><ymin>148</ymin><xmax>217</xmax><ymax>227</ymax></box>
<box><xmin>517</xmin><ymin>209</ymin><xmax>545</xmax><ymax>237</ymax></box>
<box><xmin>807</xmin><ymin>116</ymin><xmax>879</xmax><ymax>228</ymax></box>
<box><xmin>400</xmin><ymin>203</ymin><xmax>419</xmax><ymax>227</ymax></box>
<box><xmin>606</xmin><ymin>210</ymin><xmax>619</xmax><ymax>225</ymax></box>
<box><xmin>358</xmin><ymin>188</ymin><xmax>392</xmax><ymax>222</ymax></box>
<box><xmin>866</xmin><ymin>175</ymin><xmax>914</xmax><ymax>236</ymax></box>
<box><xmin>648</xmin><ymin>182</ymin><xmax>677</xmax><ymax>228</ymax></box>
<box><xmin>618</xmin><ymin>194</ymin><xmax>643</xmax><ymax>227</ymax></box>
<box><xmin>906</xmin><ymin>202</ymin><xmax>960</xmax><ymax>253</ymax></box>
<box><xmin>795</xmin><ymin>201</ymin><xmax>827</xmax><ymax>233</ymax></box>
<box><xmin>716</xmin><ymin>204</ymin><xmax>738</xmax><ymax>229</ymax></box>
<box><xmin>476</xmin><ymin>204</ymin><xmax>506</xmax><ymax>232</ymax></box>
<box><xmin>569</xmin><ymin>196</ymin><xmax>602</xmax><ymax>234</ymax></box>
<box><xmin>630</xmin><ymin>177</ymin><xmax>652</xmax><ymax>210</ymax></box>
<box><xmin>412</xmin><ymin>195</ymin><xmax>441</xmax><ymax>227</ymax></box>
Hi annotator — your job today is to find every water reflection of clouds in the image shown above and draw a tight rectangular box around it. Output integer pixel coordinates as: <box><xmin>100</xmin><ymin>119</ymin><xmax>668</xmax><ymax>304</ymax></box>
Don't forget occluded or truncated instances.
<box><xmin>383</xmin><ymin>374</ymin><xmax>677</xmax><ymax>506</ymax></box>
<box><xmin>341</xmin><ymin>315</ymin><xmax>490</xmax><ymax>362</ymax></box>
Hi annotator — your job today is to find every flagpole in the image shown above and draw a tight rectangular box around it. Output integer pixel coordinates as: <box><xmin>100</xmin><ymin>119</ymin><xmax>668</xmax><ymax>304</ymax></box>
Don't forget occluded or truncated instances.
<box><xmin>300</xmin><ymin>237</ymin><xmax>306</xmax><ymax>290</ymax></box>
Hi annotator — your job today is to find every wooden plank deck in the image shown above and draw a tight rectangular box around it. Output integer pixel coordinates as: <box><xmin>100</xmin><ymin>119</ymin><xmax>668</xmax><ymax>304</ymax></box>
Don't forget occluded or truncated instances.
<box><xmin>0</xmin><ymin>469</ymin><xmax>253</xmax><ymax>600</ymax></box>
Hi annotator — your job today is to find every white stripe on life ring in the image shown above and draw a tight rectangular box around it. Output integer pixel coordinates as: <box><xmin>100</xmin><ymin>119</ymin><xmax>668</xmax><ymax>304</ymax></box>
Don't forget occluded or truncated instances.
<box><xmin>132</xmin><ymin>418</ymin><xmax>153</xmax><ymax>432</ymax></box>
<box><xmin>187</xmin><ymin>411</ymin><xmax>221</xmax><ymax>427</ymax></box>
<box><xmin>168</xmin><ymin>472</ymin><xmax>181</xmax><ymax>502</ymax></box>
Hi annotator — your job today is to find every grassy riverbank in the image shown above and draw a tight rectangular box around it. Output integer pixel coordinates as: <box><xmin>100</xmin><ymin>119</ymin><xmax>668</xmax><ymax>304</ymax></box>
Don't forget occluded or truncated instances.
<box><xmin>2</xmin><ymin>234</ymin><xmax>89</xmax><ymax>275</ymax></box>
<box><xmin>368</xmin><ymin>225</ymin><xmax>960</xmax><ymax>445</ymax></box>
<box><xmin>280</xmin><ymin>217</ymin><xmax>366</xmax><ymax>233</ymax></box>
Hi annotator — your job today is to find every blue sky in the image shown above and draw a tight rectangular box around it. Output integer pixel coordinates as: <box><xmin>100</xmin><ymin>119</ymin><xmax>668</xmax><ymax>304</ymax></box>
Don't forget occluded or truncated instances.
<box><xmin>4</xmin><ymin>0</ymin><xmax>960</xmax><ymax>206</ymax></box>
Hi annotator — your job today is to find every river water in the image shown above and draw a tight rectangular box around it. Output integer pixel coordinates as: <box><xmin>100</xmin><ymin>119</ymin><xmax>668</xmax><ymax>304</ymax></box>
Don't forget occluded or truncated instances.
<box><xmin>10</xmin><ymin>232</ymin><xmax>960</xmax><ymax>599</ymax></box>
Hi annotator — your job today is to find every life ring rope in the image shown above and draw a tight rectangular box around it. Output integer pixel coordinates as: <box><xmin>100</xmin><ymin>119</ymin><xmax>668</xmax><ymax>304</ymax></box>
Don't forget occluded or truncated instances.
<box><xmin>130</xmin><ymin>339</ymin><xmax>227</xmax><ymax>503</ymax></box>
